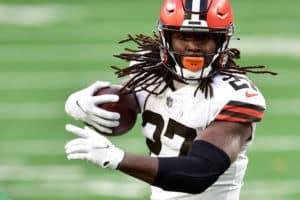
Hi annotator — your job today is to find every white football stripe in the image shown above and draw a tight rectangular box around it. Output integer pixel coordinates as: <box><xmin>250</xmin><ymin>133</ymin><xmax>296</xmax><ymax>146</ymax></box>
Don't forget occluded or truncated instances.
<box><xmin>191</xmin><ymin>0</ymin><xmax>201</xmax><ymax>20</ymax></box>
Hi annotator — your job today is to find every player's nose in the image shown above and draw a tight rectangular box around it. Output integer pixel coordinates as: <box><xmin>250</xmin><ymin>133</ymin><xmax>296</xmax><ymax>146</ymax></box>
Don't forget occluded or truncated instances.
<box><xmin>185</xmin><ymin>40</ymin><xmax>202</xmax><ymax>53</ymax></box>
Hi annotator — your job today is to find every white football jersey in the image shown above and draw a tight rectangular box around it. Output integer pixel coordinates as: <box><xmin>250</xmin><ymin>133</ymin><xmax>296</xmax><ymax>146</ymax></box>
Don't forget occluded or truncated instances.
<box><xmin>135</xmin><ymin>73</ymin><xmax>266</xmax><ymax>200</ymax></box>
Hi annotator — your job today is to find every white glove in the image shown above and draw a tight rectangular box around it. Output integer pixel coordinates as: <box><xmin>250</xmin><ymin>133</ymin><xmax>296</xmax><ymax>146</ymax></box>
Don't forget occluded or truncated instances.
<box><xmin>65</xmin><ymin>81</ymin><xmax>120</xmax><ymax>134</ymax></box>
<box><xmin>64</xmin><ymin>124</ymin><xmax>125</xmax><ymax>169</ymax></box>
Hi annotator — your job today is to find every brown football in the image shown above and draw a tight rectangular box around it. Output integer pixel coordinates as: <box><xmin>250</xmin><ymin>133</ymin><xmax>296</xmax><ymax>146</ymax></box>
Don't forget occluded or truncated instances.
<box><xmin>93</xmin><ymin>85</ymin><xmax>138</xmax><ymax>136</ymax></box>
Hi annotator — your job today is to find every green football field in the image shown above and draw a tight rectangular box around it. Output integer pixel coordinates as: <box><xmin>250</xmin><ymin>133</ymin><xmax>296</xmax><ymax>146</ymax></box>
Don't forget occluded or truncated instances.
<box><xmin>0</xmin><ymin>0</ymin><xmax>299</xmax><ymax>199</ymax></box>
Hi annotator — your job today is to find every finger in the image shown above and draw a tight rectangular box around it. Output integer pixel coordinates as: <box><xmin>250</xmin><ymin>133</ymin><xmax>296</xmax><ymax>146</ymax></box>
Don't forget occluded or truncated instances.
<box><xmin>93</xmin><ymin>109</ymin><xmax>120</xmax><ymax>121</ymax></box>
<box><xmin>91</xmin><ymin>81</ymin><xmax>110</xmax><ymax>93</ymax></box>
<box><xmin>88</xmin><ymin>122</ymin><xmax>113</xmax><ymax>134</ymax></box>
<box><xmin>84</xmin><ymin>126</ymin><xmax>113</xmax><ymax>147</ymax></box>
<box><xmin>89</xmin><ymin>107</ymin><xmax>120</xmax><ymax>120</ymax></box>
<box><xmin>65</xmin><ymin>124</ymin><xmax>89</xmax><ymax>138</ymax></box>
<box><xmin>89</xmin><ymin>82</ymin><xmax>110</xmax><ymax>95</ymax></box>
<box><xmin>89</xmin><ymin>115</ymin><xmax>119</xmax><ymax>128</ymax></box>
<box><xmin>67</xmin><ymin>153</ymin><xmax>92</xmax><ymax>161</ymax></box>
<box><xmin>65</xmin><ymin>145</ymin><xmax>89</xmax><ymax>154</ymax></box>
<box><xmin>91</xmin><ymin>94</ymin><xmax>119</xmax><ymax>104</ymax></box>
<box><xmin>64</xmin><ymin>138</ymin><xmax>87</xmax><ymax>149</ymax></box>
<box><xmin>82</xmin><ymin>96</ymin><xmax>120</xmax><ymax>120</ymax></box>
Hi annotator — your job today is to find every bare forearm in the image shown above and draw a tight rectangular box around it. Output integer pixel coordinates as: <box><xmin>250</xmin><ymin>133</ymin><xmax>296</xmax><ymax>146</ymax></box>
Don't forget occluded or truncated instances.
<box><xmin>117</xmin><ymin>153</ymin><xmax>158</xmax><ymax>184</ymax></box>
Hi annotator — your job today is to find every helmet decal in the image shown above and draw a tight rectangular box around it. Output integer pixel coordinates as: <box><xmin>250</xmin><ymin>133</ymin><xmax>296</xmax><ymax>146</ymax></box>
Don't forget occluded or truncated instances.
<box><xmin>184</xmin><ymin>0</ymin><xmax>209</xmax><ymax>20</ymax></box>
<box><xmin>160</xmin><ymin>0</ymin><xmax>185</xmax><ymax>27</ymax></box>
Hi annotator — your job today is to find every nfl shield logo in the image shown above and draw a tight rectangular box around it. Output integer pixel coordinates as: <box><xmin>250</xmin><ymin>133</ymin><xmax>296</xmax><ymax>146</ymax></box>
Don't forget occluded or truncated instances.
<box><xmin>166</xmin><ymin>96</ymin><xmax>173</xmax><ymax>108</ymax></box>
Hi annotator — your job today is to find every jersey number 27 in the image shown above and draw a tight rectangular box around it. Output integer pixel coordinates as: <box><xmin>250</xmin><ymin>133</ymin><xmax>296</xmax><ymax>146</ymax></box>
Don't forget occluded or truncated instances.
<box><xmin>142</xmin><ymin>110</ymin><xmax>197</xmax><ymax>156</ymax></box>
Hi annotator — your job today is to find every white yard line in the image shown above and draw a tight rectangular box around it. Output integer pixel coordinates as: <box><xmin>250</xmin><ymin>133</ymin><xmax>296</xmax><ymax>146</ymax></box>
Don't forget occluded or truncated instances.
<box><xmin>230</xmin><ymin>37</ymin><xmax>300</xmax><ymax>57</ymax></box>
<box><xmin>0</xmin><ymin>164</ymin><xmax>84</xmax><ymax>181</ymax></box>
<box><xmin>1</xmin><ymin>181</ymin><xmax>299</xmax><ymax>199</ymax></box>
<box><xmin>0</xmin><ymin>136</ymin><xmax>299</xmax><ymax>158</ymax></box>
<box><xmin>0</xmin><ymin>162</ymin><xmax>148</xmax><ymax>198</ymax></box>
<box><xmin>266</xmin><ymin>98</ymin><xmax>300</xmax><ymax>116</ymax></box>
<box><xmin>0</xmin><ymin>37</ymin><xmax>299</xmax><ymax>59</ymax></box>
<box><xmin>0</xmin><ymin>181</ymin><xmax>148</xmax><ymax>198</ymax></box>
<box><xmin>0</xmin><ymin>102</ymin><xmax>64</xmax><ymax>119</ymax></box>
<box><xmin>251</xmin><ymin>136</ymin><xmax>300</xmax><ymax>151</ymax></box>
<box><xmin>0</xmin><ymin>4</ymin><xmax>82</xmax><ymax>26</ymax></box>
<box><xmin>0</xmin><ymin>4</ymin><xmax>299</xmax><ymax>56</ymax></box>
<box><xmin>241</xmin><ymin>180</ymin><xmax>300</xmax><ymax>200</ymax></box>
<box><xmin>1</xmin><ymin>180</ymin><xmax>298</xmax><ymax>199</ymax></box>
<box><xmin>0</xmin><ymin>4</ymin><xmax>63</xmax><ymax>25</ymax></box>
<box><xmin>0</xmin><ymin>138</ymin><xmax>146</xmax><ymax>156</ymax></box>
<box><xmin>0</xmin><ymin>170</ymin><xmax>299</xmax><ymax>199</ymax></box>
<box><xmin>0</xmin><ymin>136</ymin><xmax>299</xmax><ymax>198</ymax></box>
<box><xmin>0</xmin><ymin>71</ymin><xmax>115</xmax><ymax>90</ymax></box>
<box><xmin>0</xmin><ymin>69</ymin><xmax>295</xmax><ymax>91</ymax></box>
<box><xmin>0</xmin><ymin>97</ymin><xmax>298</xmax><ymax>120</ymax></box>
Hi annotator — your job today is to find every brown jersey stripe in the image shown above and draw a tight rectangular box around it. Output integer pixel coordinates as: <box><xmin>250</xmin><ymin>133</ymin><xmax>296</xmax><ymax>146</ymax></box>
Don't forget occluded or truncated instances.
<box><xmin>216</xmin><ymin>100</ymin><xmax>265</xmax><ymax>122</ymax></box>
<box><xmin>222</xmin><ymin>105</ymin><xmax>264</xmax><ymax>119</ymax></box>
<box><xmin>216</xmin><ymin>114</ymin><xmax>255</xmax><ymax>123</ymax></box>
<box><xmin>216</xmin><ymin>110</ymin><xmax>263</xmax><ymax>122</ymax></box>
<box><xmin>227</xmin><ymin>101</ymin><xmax>265</xmax><ymax>112</ymax></box>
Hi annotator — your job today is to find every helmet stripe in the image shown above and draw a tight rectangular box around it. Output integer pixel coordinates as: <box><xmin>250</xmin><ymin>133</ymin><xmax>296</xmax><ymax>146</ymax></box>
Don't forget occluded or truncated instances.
<box><xmin>185</xmin><ymin>0</ymin><xmax>193</xmax><ymax>11</ymax></box>
<box><xmin>192</xmin><ymin>0</ymin><xmax>201</xmax><ymax>12</ymax></box>
<box><xmin>184</xmin><ymin>0</ymin><xmax>208</xmax><ymax>13</ymax></box>
<box><xmin>184</xmin><ymin>0</ymin><xmax>208</xmax><ymax>21</ymax></box>
<box><xmin>184</xmin><ymin>0</ymin><xmax>192</xmax><ymax>20</ymax></box>
<box><xmin>191</xmin><ymin>0</ymin><xmax>201</xmax><ymax>21</ymax></box>
<box><xmin>199</xmin><ymin>0</ymin><xmax>208</xmax><ymax>20</ymax></box>
<box><xmin>200</xmin><ymin>0</ymin><xmax>208</xmax><ymax>12</ymax></box>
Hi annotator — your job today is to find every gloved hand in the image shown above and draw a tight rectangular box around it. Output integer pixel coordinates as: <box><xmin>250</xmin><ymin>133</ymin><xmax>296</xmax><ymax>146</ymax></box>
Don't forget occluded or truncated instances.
<box><xmin>65</xmin><ymin>81</ymin><xmax>120</xmax><ymax>134</ymax></box>
<box><xmin>64</xmin><ymin>124</ymin><xmax>125</xmax><ymax>169</ymax></box>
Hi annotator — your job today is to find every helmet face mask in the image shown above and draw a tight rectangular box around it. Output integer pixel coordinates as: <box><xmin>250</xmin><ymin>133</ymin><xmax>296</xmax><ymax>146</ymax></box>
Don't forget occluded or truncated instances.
<box><xmin>158</xmin><ymin>0</ymin><xmax>234</xmax><ymax>82</ymax></box>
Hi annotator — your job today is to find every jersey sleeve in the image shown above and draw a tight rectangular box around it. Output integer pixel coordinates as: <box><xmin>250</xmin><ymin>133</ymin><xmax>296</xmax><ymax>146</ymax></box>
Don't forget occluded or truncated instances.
<box><xmin>212</xmin><ymin>74</ymin><xmax>266</xmax><ymax>123</ymax></box>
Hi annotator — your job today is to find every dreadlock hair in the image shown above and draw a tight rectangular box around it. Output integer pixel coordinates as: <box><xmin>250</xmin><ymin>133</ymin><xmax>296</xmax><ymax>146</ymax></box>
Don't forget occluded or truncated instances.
<box><xmin>111</xmin><ymin>34</ymin><xmax>277</xmax><ymax>98</ymax></box>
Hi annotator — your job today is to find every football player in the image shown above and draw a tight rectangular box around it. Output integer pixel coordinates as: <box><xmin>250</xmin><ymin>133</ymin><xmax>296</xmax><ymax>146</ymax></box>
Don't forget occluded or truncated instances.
<box><xmin>64</xmin><ymin>0</ymin><xmax>276</xmax><ymax>199</ymax></box>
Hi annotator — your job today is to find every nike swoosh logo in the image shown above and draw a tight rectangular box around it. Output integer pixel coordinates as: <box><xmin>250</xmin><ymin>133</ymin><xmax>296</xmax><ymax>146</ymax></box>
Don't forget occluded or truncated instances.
<box><xmin>245</xmin><ymin>91</ymin><xmax>258</xmax><ymax>98</ymax></box>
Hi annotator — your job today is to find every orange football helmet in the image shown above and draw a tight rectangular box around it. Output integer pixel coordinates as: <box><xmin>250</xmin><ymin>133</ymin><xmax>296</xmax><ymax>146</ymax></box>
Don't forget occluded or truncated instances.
<box><xmin>158</xmin><ymin>0</ymin><xmax>234</xmax><ymax>81</ymax></box>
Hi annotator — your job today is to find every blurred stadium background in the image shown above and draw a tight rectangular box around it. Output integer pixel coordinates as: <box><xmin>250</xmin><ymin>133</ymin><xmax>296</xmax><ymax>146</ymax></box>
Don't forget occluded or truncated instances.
<box><xmin>0</xmin><ymin>0</ymin><xmax>299</xmax><ymax>199</ymax></box>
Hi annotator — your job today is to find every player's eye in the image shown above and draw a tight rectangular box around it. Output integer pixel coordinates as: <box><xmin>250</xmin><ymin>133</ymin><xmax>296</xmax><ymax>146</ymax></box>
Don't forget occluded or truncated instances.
<box><xmin>176</xmin><ymin>33</ymin><xmax>194</xmax><ymax>41</ymax></box>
